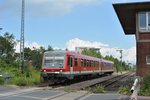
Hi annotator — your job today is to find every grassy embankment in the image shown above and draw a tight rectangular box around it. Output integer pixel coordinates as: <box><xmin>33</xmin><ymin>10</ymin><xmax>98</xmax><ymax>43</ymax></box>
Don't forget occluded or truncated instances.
<box><xmin>0</xmin><ymin>61</ymin><xmax>41</xmax><ymax>86</ymax></box>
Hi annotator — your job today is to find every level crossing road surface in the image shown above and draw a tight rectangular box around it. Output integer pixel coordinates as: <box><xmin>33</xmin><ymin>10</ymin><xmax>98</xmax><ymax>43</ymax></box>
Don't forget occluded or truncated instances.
<box><xmin>0</xmin><ymin>86</ymin><xmax>121</xmax><ymax>100</ymax></box>
<box><xmin>0</xmin><ymin>86</ymin><xmax>150</xmax><ymax>100</ymax></box>
<box><xmin>0</xmin><ymin>86</ymin><xmax>17</xmax><ymax>93</ymax></box>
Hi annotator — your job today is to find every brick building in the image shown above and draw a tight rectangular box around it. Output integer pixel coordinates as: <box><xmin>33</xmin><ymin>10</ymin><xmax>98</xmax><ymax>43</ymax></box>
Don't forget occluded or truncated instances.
<box><xmin>113</xmin><ymin>2</ymin><xmax>150</xmax><ymax>77</ymax></box>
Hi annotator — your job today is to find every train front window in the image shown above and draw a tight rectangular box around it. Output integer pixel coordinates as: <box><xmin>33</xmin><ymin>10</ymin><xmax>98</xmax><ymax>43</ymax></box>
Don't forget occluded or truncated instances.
<box><xmin>43</xmin><ymin>51</ymin><xmax>66</xmax><ymax>68</ymax></box>
<box><xmin>44</xmin><ymin>56</ymin><xmax>64</xmax><ymax>68</ymax></box>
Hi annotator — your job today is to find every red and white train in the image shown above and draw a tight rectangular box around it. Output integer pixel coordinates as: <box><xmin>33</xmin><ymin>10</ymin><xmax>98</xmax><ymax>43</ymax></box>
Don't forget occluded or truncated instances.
<box><xmin>41</xmin><ymin>50</ymin><xmax>114</xmax><ymax>84</ymax></box>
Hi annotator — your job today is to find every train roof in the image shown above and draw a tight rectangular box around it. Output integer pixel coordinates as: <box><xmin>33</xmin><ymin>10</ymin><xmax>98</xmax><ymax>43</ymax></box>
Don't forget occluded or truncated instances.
<box><xmin>101</xmin><ymin>59</ymin><xmax>114</xmax><ymax>64</ymax></box>
<box><xmin>44</xmin><ymin>50</ymin><xmax>66</xmax><ymax>56</ymax></box>
<box><xmin>45</xmin><ymin>50</ymin><xmax>114</xmax><ymax>64</ymax></box>
<box><xmin>44</xmin><ymin>50</ymin><xmax>66</xmax><ymax>54</ymax></box>
<box><xmin>66</xmin><ymin>51</ymin><xmax>100</xmax><ymax>60</ymax></box>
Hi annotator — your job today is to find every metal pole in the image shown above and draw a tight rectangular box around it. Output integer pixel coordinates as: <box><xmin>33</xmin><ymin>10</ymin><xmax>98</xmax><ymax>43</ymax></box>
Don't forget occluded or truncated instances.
<box><xmin>117</xmin><ymin>49</ymin><xmax>123</xmax><ymax>73</ymax></box>
<box><xmin>20</xmin><ymin>0</ymin><xmax>25</xmax><ymax>74</ymax></box>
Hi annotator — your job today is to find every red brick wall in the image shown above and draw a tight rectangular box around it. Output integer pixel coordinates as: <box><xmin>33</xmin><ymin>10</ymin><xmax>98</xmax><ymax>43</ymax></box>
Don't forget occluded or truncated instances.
<box><xmin>139</xmin><ymin>33</ymin><xmax>150</xmax><ymax>40</ymax></box>
<box><xmin>137</xmin><ymin>41</ymin><xmax>150</xmax><ymax>77</ymax></box>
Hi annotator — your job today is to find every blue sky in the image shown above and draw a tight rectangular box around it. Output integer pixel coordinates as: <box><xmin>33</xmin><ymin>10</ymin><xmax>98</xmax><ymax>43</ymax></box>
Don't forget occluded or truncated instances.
<box><xmin>0</xmin><ymin>0</ymin><xmax>147</xmax><ymax>63</ymax></box>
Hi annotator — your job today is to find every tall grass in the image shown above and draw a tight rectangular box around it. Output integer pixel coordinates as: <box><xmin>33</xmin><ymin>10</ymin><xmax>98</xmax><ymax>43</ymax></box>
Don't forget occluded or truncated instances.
<box><xmin>11</xmin><ymin>70</ymin><xmax>41</xmax><ymax>86</ymax></box>
<box><xmin>139</xmin><ymin>74</ymin><xmax>150</xmax><ymax>96</ymax></box>
<box><xmin>0</xmin><ymin>60</ymin><xmax>41</xmax><ymax>86</ymax></box>
<box><xmin>0</xmin><ymin>78</ymin><xmax>4</xmax><ymax>85</ymax></box>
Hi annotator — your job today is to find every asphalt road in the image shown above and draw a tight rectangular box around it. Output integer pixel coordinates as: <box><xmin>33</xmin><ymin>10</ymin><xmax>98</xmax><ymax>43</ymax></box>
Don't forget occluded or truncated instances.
<box><xmin>0</xmin><ymin>86</ymin><xmax>149</xmax><ymax>100</ymax></box>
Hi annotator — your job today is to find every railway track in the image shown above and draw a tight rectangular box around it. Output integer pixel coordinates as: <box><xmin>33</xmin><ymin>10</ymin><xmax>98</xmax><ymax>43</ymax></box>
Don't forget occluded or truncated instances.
<box><xmin>105</xmin><ymin>72</ymin><xmax>135</xmax><ymax>91</ymax></box>
<box><xmin>101</xmin><ymin>72</ymin><xmax>135</xmax><ymax>87</ymax></box>
<box><xmin>58</xmin><ymin>71</ymin><xmax>134</xmax><ymax>91</ymax></box>
<box><xmin>38</xmin><ymin>71</ymin><xmax>135</xmax><ymax>92</ymax></box>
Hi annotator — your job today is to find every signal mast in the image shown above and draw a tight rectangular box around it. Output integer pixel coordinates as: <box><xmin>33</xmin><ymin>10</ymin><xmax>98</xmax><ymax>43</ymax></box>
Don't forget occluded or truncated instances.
<box><xmin>20</xmin><ymin>0</ymin><xmax>25</xmax><ymax>74</ymax></box>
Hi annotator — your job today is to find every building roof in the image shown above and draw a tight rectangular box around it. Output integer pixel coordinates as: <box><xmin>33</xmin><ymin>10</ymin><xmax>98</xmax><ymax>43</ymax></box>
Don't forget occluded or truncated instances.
<box><xmin>113</xmin><ymin>2</ymin><xmax>150</xmax><ymax>35</ymax></box>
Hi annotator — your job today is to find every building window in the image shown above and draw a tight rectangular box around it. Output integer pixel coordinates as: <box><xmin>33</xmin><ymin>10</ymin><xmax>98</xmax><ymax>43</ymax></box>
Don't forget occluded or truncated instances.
<box><xmin>139</xmin><ymin>12</ymin><xmax>150</xmax><ymax>32</ymax></box>
<box><xmin>146</xmin><ymin>55</ymin><xmax>150</xmax><ymax>65</ymax></box>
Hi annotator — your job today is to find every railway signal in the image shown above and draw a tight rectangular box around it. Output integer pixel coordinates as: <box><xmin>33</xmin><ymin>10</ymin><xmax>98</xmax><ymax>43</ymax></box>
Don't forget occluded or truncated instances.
<box><xmin>116</xmin><ymin>49</ymin><xmax>123</xmax><ymax>73</ymax></box>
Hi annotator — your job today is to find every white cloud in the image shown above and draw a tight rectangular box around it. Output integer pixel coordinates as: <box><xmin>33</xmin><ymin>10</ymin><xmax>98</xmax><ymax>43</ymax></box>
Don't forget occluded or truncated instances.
<box><xmin>15</xmin><ymin>41</ymin><xmax>43</xmax><ymax>53</ymax></box>
<box><xmin>65</xmin><ymin>38</ymin><xmax>108</xmax><ymax>51</ymax></box>
<box><xmin>0</xmin><ymin>0</ymin><xmax>100</xmax><ymax>16</ymax></box>
<box><xmin>65</xmin><ymin>38</ymin><xmax>136</xmax><ymax>64</ymax></box>
<box><xmin>14</xmin><ymin>38</ymin><xmax>136</xmax><ymax>64</ymax></box>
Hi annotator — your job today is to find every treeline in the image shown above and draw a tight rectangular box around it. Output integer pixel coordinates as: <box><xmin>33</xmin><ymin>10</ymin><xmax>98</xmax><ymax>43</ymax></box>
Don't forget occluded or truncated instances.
<box><xmin>81</xmin><ymin>49</ymin><xmax>132</xmax><ymax>72</ymax></box>
<box><xmin>0</xmin><ymin>32</ymin><xmax>53</xmax><ymax>70</ymax></box>
<box><xmin>0</xmin><ymin>32</ymin><xmax>132</xmax><ymax>73</ymax></box>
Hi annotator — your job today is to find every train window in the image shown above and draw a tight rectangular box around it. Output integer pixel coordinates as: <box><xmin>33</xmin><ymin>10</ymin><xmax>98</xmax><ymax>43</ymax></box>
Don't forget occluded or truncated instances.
<box><xmin>74</xmin><ymin>57</ymin><xmax>78</xmax><ymax>66</ymax></box>
<box><xmin>67</xmin><ymin>56</ymin><xmax>70</xmax><ymax>66</ymax></box>
<box><xmin>103</xmin><ymin>62</ymin><xmax>106</xmax><ymax>67</ymax></box>
<box><xmin>84</xmin><ymin>59</ymin><xmax>87</xmax><ymax>67</ymax></box>
<box><xmin>91</xmin><ymin>61</ymin><xmax>93</xmax><ymax>67</ymax></box>
<box><xmin>44</xmin><ymin>59</ymin><xmax>51</xmax><ymax>64</ymax></box>
<box><xmin>93</xmin><ymin>61</ymin><xmax>96</xmax><ymax>67</ymax></box>
<box><xmin>81</xmin><ymin>59</ymin><xmax>84</xmax><ymax>67</ymax></box>
<box><xmin>68</xmin><ymin>56</ymin><xmax>73</xmax><ymax>67</ymax></box>
<box><xmin>97</xmin><ymin>62</ymin><xmax>99</xmax><ymax>67</ymax></box>
<box><xmin>96</xmin><ymin>61</ymin><xmax>98</xmax><ymax>67</ymax></box>
<box><xmin>89</xmin><ymin>60</ymin><xmax>91</xmax><ymax>67</ymax></box>
<box><xmin>86</xmin><ymin>60</ymin><xmax>89</xmax><ymax>67</ymax></box>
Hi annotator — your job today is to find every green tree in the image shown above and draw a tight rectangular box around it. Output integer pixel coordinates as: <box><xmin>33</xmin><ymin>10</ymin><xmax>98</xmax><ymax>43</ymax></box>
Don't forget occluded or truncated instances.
<box><xmin>30</xmin><ymin>49</ymin><xmax>42</xmax><ymax>69</ymax></box>
<box><xmin>0</xmin><ymin>32</ymin><xmax>16</xmax><ymax>63</ymax></box>
<box><xmin>24</xmin><ymin>45</ymin><xmax>53</xmax><ymax>69</ymax></box>
<box><xmin>30</xmin><ymin>46</ymin><xmax>48</xmax><ymax>69</ymax></box>
<box><xmin>24</xmin><ymin>47</ymin><xmax>32</xmax><ymax>61</ymax></box>
<box><xmin>47</xmin><ymin>45</ymin><xmax>53</xmax><ymax>51</ymax></box>
<box><xmin>81</xmin><ymin>49</ymin><xmax>102</xmax><ymax>58</ymax></box>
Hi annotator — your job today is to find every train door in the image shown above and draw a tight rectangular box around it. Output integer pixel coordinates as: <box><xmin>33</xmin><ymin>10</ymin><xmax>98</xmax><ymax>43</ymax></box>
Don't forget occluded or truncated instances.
<box><xmin>99</xmin><ymin>60</ymin><xmax>103</xmax><ymax>75</ymax></box>
<box><xmin>68</xmin><ymin>56</ymin><xmax>74</xmax><ymax>79</ymax></box>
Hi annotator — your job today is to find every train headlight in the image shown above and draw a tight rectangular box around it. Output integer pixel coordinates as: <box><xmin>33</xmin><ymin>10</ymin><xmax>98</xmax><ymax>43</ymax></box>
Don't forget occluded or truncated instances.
<box><xmin>44</xmin><ymin>70</ymin><xmax>46</xmax><ymax>72</ymax></box>
<box><xmin>54</xmin><ymin>72</ymin><xmax>60</xmax><ymax>74</ymax></box>
<box><xmin>60</xmin><ymin>70</ymin><xmax>62</xmax><ymax>72</ymax></box>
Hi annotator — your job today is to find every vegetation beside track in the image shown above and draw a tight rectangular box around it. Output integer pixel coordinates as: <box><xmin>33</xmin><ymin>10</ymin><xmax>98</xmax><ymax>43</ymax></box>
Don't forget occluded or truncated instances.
<box><xmin>118</xmin><ymin>86</ymin><xmax>131</xmax><ymax>95</ymax></box>
<box><xmin>0</xmin><ymin>61</ymin><xmax>41</xmax><ymax>86</ymax></box>
<box><xmin>86</xmin><ymin>85</ymin><xmax>105</xmax><ymax>93</ymax></box>
<box><xmin>139</xmin><ymin>74</ymin><xmax>150</xmax><ymax>96</ymax></box>
<box><xmin>0</xmin><ymin>32</ymin><xmax>53</xmax><ymax>86</ymax></box>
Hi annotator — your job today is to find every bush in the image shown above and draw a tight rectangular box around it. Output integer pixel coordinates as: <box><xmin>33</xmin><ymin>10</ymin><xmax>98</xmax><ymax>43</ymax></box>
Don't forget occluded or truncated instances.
<box><xmin>139</xmin><ymin>74</ymin><xmax>150</xmax><ymax>96</ymax></box>
<box><xmin>0</xmin><ymin>77</ymin><xmax>4</xmax><ymax>85</ymax></box>
<box><xmin>11</xmin><ymin>69</ymin><xmax>41</xmax><ymax>86</ymax></box>
<box><xmin>89</xmin><ymin>85</ymin><xmax>105</xmax><ymax>93</ymax></box>
<box><xmin>11</xmin><ymin>76</ymin><xmax>38</xmax><ymax>86</ymax></box>
<box><xmin>30</xmin><ymin>70</ymin><xmax>40</xmax><ymax>84</ymax></box>
<box><xmin>118</xmin><ymin>86</ymin><xmax>130</xmax><ymax>95</ymax></box>
<box><xmin>11</xmin><ymin>76</ymin><xmax>28</xmax><ymax>86</ymax></box>
<box><xmin>0</xmin><ymin>60</ymin><xmax>41</xmax><ymax>86</ymax></box>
